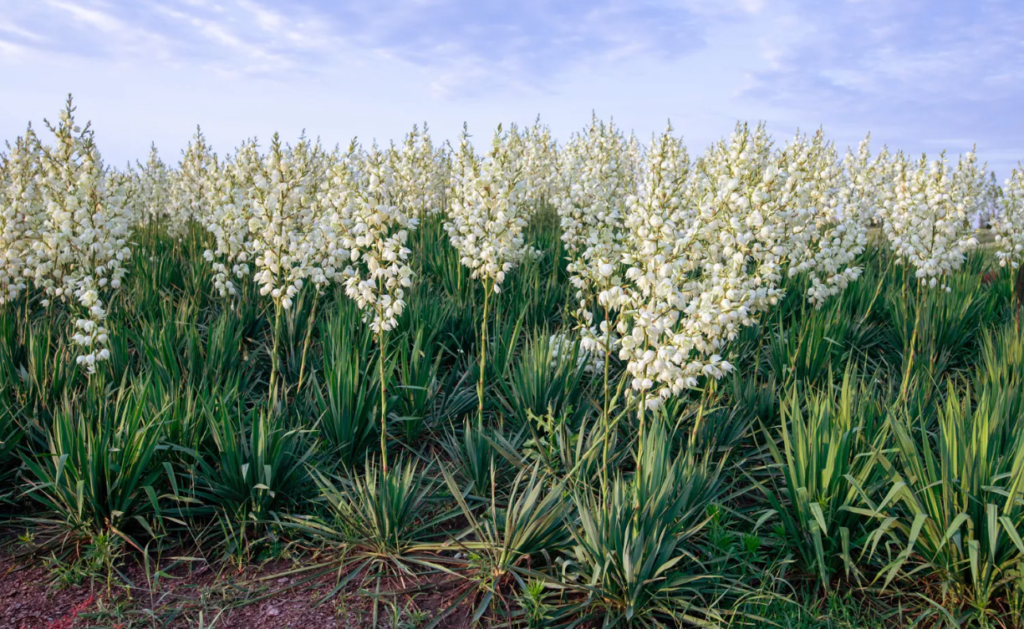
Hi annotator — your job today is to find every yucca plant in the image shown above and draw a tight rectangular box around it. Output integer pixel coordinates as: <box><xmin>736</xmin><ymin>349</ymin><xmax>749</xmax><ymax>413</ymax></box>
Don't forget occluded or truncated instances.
<box><xmin>441</xmin><ymin>464</ymin><xmax>570</xmax><ymax>625</ymax></box>
<box><xmin>560</xmin><ymin>420</ymin><xmax>726</xmax><ymax>627</ymax></box>
<box><xmin>0</xmin><ymin>403</ymin><xmax>24</xmax><ymax>506</ymax></box>
<box><xmin>21</xmin><ymin>380</ymin><xmax>169</xmax><ymax>552</ymax></box>
<box><xmin>279</xmin><ymin>286</ymin><xmax>328</xmax><ymax>391</ymax></box>
<box><xmin>475</xmin><ymin>307</ymin><xmax>527</xmax><ymax>422</ymax></box>
<box><xmin>392</xmin><ymin>322</ymin><xmax>444</xmax><ymax>443</ymax></box>
<box><xmin>767</xmin><ymin>299</ymin><xmax>864</xmax><ymax>386</ymax></box>
<box><xmin>121</xmin><ymin>231</ymin><xmax>193</xmax><ymax>316</ymax></box>
<box><xmin>307</xmin><ymin>459</ymin><xmax>441</xmax><ymax>558</ymax></box>
<box><xmin>888</xmin><ymin>252</ymin><xmax>998</xmax><ymax>391</ymax></box>
<box><xmin>973</xmin><ymin>321</ymin><xmax>1024</xmax><ymax>425</ymax></box>
<box><xmin>421</xmin><ymin>225</ymin><xmax>476</xmax><ymax>318</ymax></box>
<box><xmin>313</xmin><ymin>301</ymin><xmax>383</xmax><ymax>469</ymax></box>
<box><xmin>856</xmin><ymin>378</ymin><xmax>1024</xmax><ymax>624</ymax></box>
<box><xmin>752</xmin><ymin>369</ymin><xmax>888</xmax><ymax>592</ymax></box>
<box><xmin>498</xmin><ymin>328</ymin><xmax>591</xmax><ymax>430</ymax></box>
<box><xmin>442</xmin><ymin>419</ymin><xmax>526</xmax><ymax>498</ymax></box>
<box><xmin>503</xmin><ymin>237</ymin><xmax>570</xmax><ymax>330</ymax></box>
<box><xmin>522</xmin><ymin>408</ymin><xmax>607</xmax><ymax>487</ymax></box>
<box><xmin>193</xmin><ymin>403</ymin><xmax>314</xmax><ymax>562</ymax></box>
<box><xmin>147</xmin><ymin>379</ymin><xmax>247</xmax><ymax>462</ymax></box>
<box><xmin>133</xmin><ymin>302</ymin><xmax>251</xmax><ymax>394</ymax></box>
<box><xmin>279</xmin><ymin>458</ymin><xmax>455</xmax><ymax>616</ymax></box>
<box><xmin>693</xmin><ymin>371</ymin><xmax>778</xmax><ymax>452</ymax></box>
<box><xmin>3</xmin><ymin>318</ymin><xmax>81</xmax><ymax>436</ymax></box>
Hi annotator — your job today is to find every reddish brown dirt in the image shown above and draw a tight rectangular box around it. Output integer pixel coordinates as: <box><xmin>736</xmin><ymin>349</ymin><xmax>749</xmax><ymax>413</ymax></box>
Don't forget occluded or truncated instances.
<box><xmin>0</xmin><ymin>551</ymin><xmax>95</xmax><ymax>629</ymax></box>
<box><xmin>0</xmin><ymin>543</ymin><xmax>476</xmax><ymax>629</ymax></box>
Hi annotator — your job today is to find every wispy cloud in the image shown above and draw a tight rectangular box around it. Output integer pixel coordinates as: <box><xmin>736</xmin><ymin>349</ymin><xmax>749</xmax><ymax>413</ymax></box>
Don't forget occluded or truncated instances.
<box><xmin>0</xmin><ymin>0</ymin><xmax>341</xmax><ymax>74</ymax></box>
<box><xmin>0</xmin><ymin>0</ymin><xmax>754</xmax><ymax>90</ymax></box>
<box><xmin>743</xmin><ymin>1</ymin><xmax>1024</xmax><ymax>108</ymax></box>
<box><xmin>295</xmin><ymin>0</ymin><xmax>725</xmax><ymax>96</ymax></box>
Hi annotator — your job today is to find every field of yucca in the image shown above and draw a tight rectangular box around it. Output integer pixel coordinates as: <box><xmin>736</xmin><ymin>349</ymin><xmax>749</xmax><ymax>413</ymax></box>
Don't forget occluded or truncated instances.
<box><xmin>3</xmin><ymin>98</ymin><xmax>1024</xmax><ymax>628</ymax></box>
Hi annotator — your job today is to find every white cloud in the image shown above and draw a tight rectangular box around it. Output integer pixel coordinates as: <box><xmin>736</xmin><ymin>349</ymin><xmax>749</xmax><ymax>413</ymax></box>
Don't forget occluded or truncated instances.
<box><xmin>46</xmin><ymin>0</ymin><xmax>123</xmax><ymax>33</ymax></box>
<box><xmin>0</xmin><ymin>19</ymin><xmax>46</xmax><ymax>42</ymax></box>
<box><xmin>0</xmin><ymin>38</ymin><xmax>30</xmax><ymax>58</ymax></box>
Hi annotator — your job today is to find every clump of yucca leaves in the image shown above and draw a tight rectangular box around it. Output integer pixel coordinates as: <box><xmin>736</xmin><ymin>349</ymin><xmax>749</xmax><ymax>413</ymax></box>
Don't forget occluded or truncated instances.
<box><xmin>192</xmin><ymin>402</ymin><xmax>315</xmax><ymax>566</ymax></box>
<box><xmin>753</xmin><ymin>367</ymin><xmax>890</xmax><ymax>592</ymax></box>
<box><xmin>849</xmin><ymin>320</ymin><xmax>1024</xmax><ymax>626</ymax></box>
<box><xmin>20</xmin><ymin>379</ymin><xmax>171</xmax><ymax>555</ymax></box>
<box><xmin>559</xmin><ymin>420</ymin><xmax>727</xmax><ymax>628</ymax></box>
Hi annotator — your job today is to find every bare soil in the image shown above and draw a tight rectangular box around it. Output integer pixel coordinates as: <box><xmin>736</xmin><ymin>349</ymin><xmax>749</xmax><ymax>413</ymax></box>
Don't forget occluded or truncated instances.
<box><xmin>0</xmin><ymin>543</ymin><xmax>474</xmax><ymax>629</ymax></box>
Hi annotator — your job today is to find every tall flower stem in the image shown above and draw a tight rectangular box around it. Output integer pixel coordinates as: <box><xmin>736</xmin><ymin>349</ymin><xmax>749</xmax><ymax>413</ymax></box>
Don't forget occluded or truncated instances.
<box><xmin>899</xmin><ymin>281</ymin><xmax>924</xmax><ymax>403</ymax></box>
<box><xmin>269</xmin><ymin>302</ymin><xmax>283</xmax><ymax>403</ymax></box>
<box><xmin>600</xmin><ymin>309</ymin><xmax>616</xmax><ymax>491</ymax></box>
<box><xmin>296</xmin><ymin>290</ymin><xmax>320</xmax><ymax>394</ymax></box>
<box><xmin>378</xmin><ymin>323</ymin><xmax>389</xmax><ymax>472</ymax></box>
<box><xmin>477</xmin><ymin>280</ymin><xmax>494</xmax><ymax>426</ymax></box>
<box><xmin>636</xmin><ymin>391</ymin><xmax>647</xmax><ymax>492</ymax></box>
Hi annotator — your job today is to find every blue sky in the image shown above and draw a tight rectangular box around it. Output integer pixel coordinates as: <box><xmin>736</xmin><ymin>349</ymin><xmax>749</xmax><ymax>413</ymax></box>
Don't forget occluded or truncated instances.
<box><xmin>1</xmin><ymin>0</ymin><xmax>1022</xmax><ymax>178</ymax></box>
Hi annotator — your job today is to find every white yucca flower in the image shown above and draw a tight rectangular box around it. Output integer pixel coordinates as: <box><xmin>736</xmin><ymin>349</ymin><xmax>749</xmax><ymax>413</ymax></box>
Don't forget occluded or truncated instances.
<box><xmin>445</xmin><ymin>124</ymin><xmax>530</xmax><ymax>293</ymax></box>
<box><xmin>133</xmin><ymin>143</ymin><xmax>173</xmax><ymax>229</ymax></box>
<box><xmin>31</xmin><ymin>98</ymin><xmax>133</xmax><ymax>372</ymax></box>
<box><xmin>617</xmin><ymin>123</ymin><xmax>703</xmax><ymax>408</ymax></box>
<box><xmin>841</xmin><ymin>134</ymin><xmax>890</xmax><ymax>228</ymax></box>
<box><xmin>615</xmin><ymin>122</ymin><xmax>870</xmax><ymax>405</ymax></box>
<box><xmin>170</xmin><ymin>127</ymin><xmax>218</xmax><ymax>239</ymax></box>
<box><xmin>625</xmin><ymin>132</ymin><xmax>645</xmax><ymax>197</ymax></box>
<box><xmin>247</xmin><ymin>134</ymin><xmax>337</xmax><ymax>310</ymax></box>
<box><xmin>331</xmin><ymin>141</ymin><xmax>417</xmax><ymax>334</ymax></box>
<box><xmin>0</xmin><ymin>126</ymin><xmax>40</xmax><ymax>305</ymax></box>
<box><xmin>776</xmin><ymin>129</ymin><xmax>866</xmax><ymax>307</ymax></box>
<box><xmin>994</xmin><ymin>166</ymin><xmax>1024</xmax><ymax>269</ymax></box>
<box><xmin>200</xmin><ymin>133</ymin><xmax>344</xmax><ymax>310</ymax></box>
<box><xmin>396</xmin><ymin>123</ymin><xmax>446</xmax><ymax>219</ymax></box>
<box><xmin>879</xmin><ymin>149</ymin><xmax>985</xmax><ymax>289</ymax></box>
<box><xmin>202</xmin><ymin>139</ymin><xmax>259</xmax><ymax>298</ymax></box>
<box><xmin>549</xmin><ymin>331</ymin><xmax>604</xmax><ymax>376</ymax></box>
<box><xmin>521</xmin><ymin>117</ymin><xmax>561</xmax><ymax>208</ymax></box>
<box><xmin>557</xmin><ymin>115</ymin><xmax>632</xmax><ymax>365</ymax></box>
<box><xmin>109</xmin><ymin>166</ymin><xmax>144</xmax><ymax>229</ymax></box>
<box><xmin>977</xmin><ymin>172</ymin><xmax>1003</xmax><ymax>229</ymax></box>
<box><xmin>668</xmin><ymin>123</ymin><xmax>780</xmax><ymax>381</ymax></box>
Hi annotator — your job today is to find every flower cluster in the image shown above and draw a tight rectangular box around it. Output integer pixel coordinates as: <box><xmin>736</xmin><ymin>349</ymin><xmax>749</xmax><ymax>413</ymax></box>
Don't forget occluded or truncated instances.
<box><xmin>395</xmin><ymin>124</ymin><xmax>447</xmax><ymax>219</ymax></box>
<box><xmin>445</xmin><ymin>125</ymin><xmax>530</xmax><ymax>293</ymax></box>
<box><xmin>170</xmin><ymin>127</ymin><xmax>218</xmax><ymax>239</ymax></box>
<box><xmin>248</xmin><ymin>134</ymin><xmax>338</xmax><ymax>309</ymax></box>
<box><xmin>557</xmin><ymin>115</ymin><xmax>633</xmax><ymax>360</ymax></box>
<box><xmin>612</xmin><ymin>122</ymin><xmax>877</xmax><ymax>405</ymax></box>
<box><xmin>0</xmin><ymin>126</ymin><xmax>40</xmax><ymax>305</ymax></box>
<box><xmin>176</xmin><ymin>131</ymin><xmax>423</xmax><ymax>330</ymax></box>
<box><xmin>878</xmin><ymin>150</ymin><xmax>985</xmax><ymax>288</ymax></box>
<box><xmin>29</xmin><ymin>100</ymin><xmax>133</xmax><ymax>371</ymax></box>
<box><xmin>520</xmin><ymin>118</ymin><xmax>562</xmax><ymax>208</ymax></box>
<box><xmin>776</xmin><ymin>129</ymin><xmax>866</xmax><ymax>306</ymax></box>
<box><xmin>994</xmin><ymin>166</ymin><xmax>1024</xmax><ymax>269</ymax></box>
<box><xmin>840</xmin><ymin>135</ymin><xmax>890</xmax><ymax>228</ymax></box>
<box><xmin>615</xmin><ymin>123</ymin><xmax>705</xmax><ymax>406</ymax></box>
<box><xmin>132</xmin><ymin>144</ymin><xmax>173</xmax><ymax>230</ymax></box>
<box><xmin>197</xmin><ymin>134</ymin><xmax>361</xmax><ymax>311</ymax></box>
<box><xmin>679</xmin><ymin>121</ymin><xmax>784</xmax><ymax>359</ymax></box>
<box><xmin>549</xmin><ymin>331</ymin><xmax>605</xmax><ymax>377</ymax></box>
<box><xmin>331</xmin><ymin>141</ymin><xmax>417</xmax><ymax>334</ymax></box>
<box><xmin>201</xmin><ymin>139</ymin><xmax>259</xmax><ymax>298</ymax></box>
